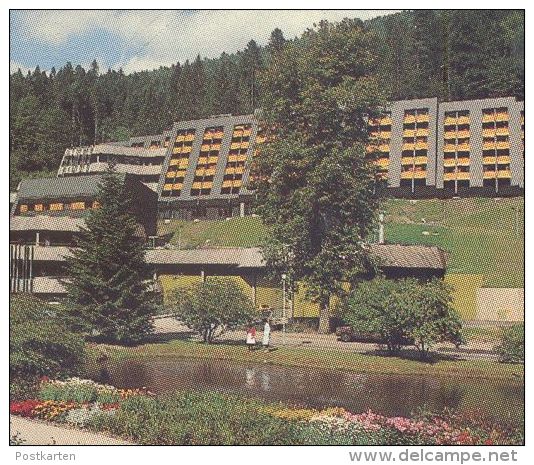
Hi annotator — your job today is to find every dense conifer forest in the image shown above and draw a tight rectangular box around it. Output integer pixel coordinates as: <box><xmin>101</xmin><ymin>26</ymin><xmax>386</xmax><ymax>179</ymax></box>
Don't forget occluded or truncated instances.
<box><xmin>9</xmin><ymin>10</ymin><xmax>524</xmax><ymax>189</ymax></box>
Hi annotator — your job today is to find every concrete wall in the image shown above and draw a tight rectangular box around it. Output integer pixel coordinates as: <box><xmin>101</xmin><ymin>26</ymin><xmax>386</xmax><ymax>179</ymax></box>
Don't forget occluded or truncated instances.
<box><xmin>476</xmin><ymin>288</ymin><xmax>524</xmax><ymax>322</ymax></box>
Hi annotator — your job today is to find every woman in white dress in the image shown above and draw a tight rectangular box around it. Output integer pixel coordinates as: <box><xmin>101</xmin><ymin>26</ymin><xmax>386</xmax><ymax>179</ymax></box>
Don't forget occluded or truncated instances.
<box><xmin>262</xmin><ymin>320</ymin><xmax>271</xmax><ymax>351</ymax></box>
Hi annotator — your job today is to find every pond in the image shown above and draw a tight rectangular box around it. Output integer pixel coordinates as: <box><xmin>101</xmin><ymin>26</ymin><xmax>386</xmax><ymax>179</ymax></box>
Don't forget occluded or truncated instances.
<box><xmin>88</xmin><ymin>357</ymin><xmax>524</xmax><ymax>429</ymax></box>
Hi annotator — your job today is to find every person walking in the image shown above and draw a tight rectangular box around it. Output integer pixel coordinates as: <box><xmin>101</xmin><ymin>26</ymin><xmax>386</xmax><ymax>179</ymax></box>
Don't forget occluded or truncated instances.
<box><xmin>262</xmin><ymin>319</ymin><xmax>271</xmax><ymax>351</ymax></box>
<box><xmin>246</xmin><ymin>325</ymin><xmax>256</xmax><ymax>351</ymax></box>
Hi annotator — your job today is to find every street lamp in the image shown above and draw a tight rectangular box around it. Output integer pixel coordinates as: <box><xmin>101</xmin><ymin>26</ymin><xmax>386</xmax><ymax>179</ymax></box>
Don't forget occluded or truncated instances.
<box><xmin>281</xmin><ymin>273</ymin><xmax>287</xmax><ymax>346</ymax></box>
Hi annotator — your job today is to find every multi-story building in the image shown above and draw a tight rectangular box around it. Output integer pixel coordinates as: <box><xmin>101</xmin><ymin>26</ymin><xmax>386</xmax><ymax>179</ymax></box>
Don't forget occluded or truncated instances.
<box><xmin>52</xmin><ymin>97</ymin><xmax>523</xmax><ymax>221</ymax></box>
<box><xmin>10</xmin><ymin>174</ymin><xmax>158</xmax><ymax>247</ymax></box>
<box><xmin>368</xmin><ymin>96</ymin><xmax>524</xmax><ymax>197</ymax></box>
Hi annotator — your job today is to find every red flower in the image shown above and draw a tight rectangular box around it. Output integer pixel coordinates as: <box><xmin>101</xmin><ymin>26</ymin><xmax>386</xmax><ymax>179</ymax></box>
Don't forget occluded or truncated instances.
<box><xmin>10</xmin><ymin>400</ymin><xmax>42</xmax><ymax>417</ymax></box>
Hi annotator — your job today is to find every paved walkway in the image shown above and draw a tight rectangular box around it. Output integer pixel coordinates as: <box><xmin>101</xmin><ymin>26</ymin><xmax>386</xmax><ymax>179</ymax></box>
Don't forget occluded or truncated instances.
<box><xmin>152</xmin><ymin>317</ymin><xmax>500</xmax><ymax>361</ymax></box>
<box><xmin>10</xmin><ymin>416</ymin><xmax>132</xmax><ymax>445</ymax></box>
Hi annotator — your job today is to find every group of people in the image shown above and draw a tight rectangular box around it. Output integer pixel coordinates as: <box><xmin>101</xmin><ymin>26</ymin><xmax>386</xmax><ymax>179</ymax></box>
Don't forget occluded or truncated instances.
<box><xmin>246</xmin><ymin>320</ymin><xmax>271</xmax><ymax>351</ymax></box>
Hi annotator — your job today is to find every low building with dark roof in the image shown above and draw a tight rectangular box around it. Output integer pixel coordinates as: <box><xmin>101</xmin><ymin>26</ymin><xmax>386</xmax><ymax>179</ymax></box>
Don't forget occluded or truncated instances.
<box><xmin>10</xmin><ymin>244</ymin><xmax>446</xmax><ymax>318</ymax></box>
<box><xmin>10</xmin><ymin>174</ymin><xmax>158</xmax><ymax>246</ymax></box>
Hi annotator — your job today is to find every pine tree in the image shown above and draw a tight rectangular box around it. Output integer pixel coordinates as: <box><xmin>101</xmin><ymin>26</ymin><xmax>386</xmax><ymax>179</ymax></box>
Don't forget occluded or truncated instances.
<box><xmin>63</xmin><ymin>166</ymin><xmax>156</xmax><ymax>344</ymax></box>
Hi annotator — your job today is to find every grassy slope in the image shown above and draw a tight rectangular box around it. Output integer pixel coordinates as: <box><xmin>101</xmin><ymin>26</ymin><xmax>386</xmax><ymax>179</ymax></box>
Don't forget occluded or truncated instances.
<box><xmin>91</xmin><ymin>339</ymin><xmax>524</xmax><ymax>382</ymax></box>
<box><xmin>157</xmin><ymin>197</ymin><xmax>524</xmax><ymax>289</ymax></box>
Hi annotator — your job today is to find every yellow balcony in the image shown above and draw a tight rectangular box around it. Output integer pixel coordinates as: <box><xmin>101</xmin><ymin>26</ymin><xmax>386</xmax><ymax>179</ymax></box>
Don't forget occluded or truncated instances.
<box><xmin>375</xmin><ymin>157</ymin><xmax>389</xmax><ymax>168</ymax></box>
<box><xmin>232</xmin><ymin>180</ymin><xmax>242</xmax><ymax>187</ymax></box>
<box><xmin>483</xmin><ymin>156</ymin><xmax>496</xmax><ymax>165</ymax></box>
<box><xmin>496</xmin><ymin>141</ymin><xmax>510</xmax><ymax>150</ymax></box>
<box><xmin>169</xmin><ymin>158</ymin><xmax>179</xmax><ymax>166</ymax></box>
<box><xmin>226</xmin><ymin>166</ymin><xmax>245</xmax><ymax>175</ymax></box>
<box><xmin>483</xmin><ymin>171</ymin><xmax>496</xmax><ymax>179</ymax></box>
<box><xmin>222</xmin><ymin>180</ymin><xmax>233</xmax><ymax>188</ymax></box>
<box><xmin>482</xmin><ymin>113</ymin><xmax>495</xmax><ymax>123</ymax></box>
<box><xmin>400</xmin><ymin>171</ymin><xmax>413</xmax><ymax>179</ymax></box>
<box><xmin>496</xmin><ymin>127</ymin><xmax>509</xmax><ymax>136</ymax></box>
<box><xmin>444</xmin><ymin>116</ymin><xmax>456</xmax><ymax>125</ymax></box>
<box><xmin>243</xmin><ymin>129</ymin><xmax>252</xmax><ymax>137</ymax></box>
<box><xmin>495</xmin><ymin>112</ymin><xmax>509</xmax><ymax>122</ymax></box>
<box><xmin>184</xmin><ymin>134</ymin><xmax>195</xmax><ymax>142</ymax></box>
<box><xmin>457</xmin><ymin>129</ymin><xmax>470</xmax><ymax>138</ymax></box>
<box><xmin>49</xmin><ymin>203</ymin><xmax>63</xmax><ymax>211</ymax></box>
<box><xmin>380</xmin><ymin>116</ymin><xmax>392</xmax><ymax>125</ymax></box>
<box><xmin>256</xmin><ymin>135</ymin><xmax>267</xmax><ymax>144</ymax></box>
<box><xmin>178</xmin><ymin>160</ymin><xmax>189</xmax><ymax>169</ymax></box>
<box><xmin>457</xmin><ymin>157</ymin><xmax>470</xmax><ymax>166</ymax></box>
<box><xmin>197</xmin><ymin>156</ymin><xmax>208</xmax><ymax>165</ymax></box>
<box><xmin>482</xmin><ymin>128</ymin><xmax>496</xmax><ymax>137</ymax></box>
<box><xmin>415</xmin><ymin>142</ymin><xmax>428</xmax><ymax>150</ymax></box>
<box><xmin>173</xmin><ymin>147</ymin><xmax>183</xmax><ymax>154</ymax></box>
<box><xmin>92</xmin><ymin>201</ymin><xmax>100</xmax><ymax>209</ymax></box>
<box><xmin>34</xmin><ymin>204</ymin><xmax>44</xmax><ymax>212</ymax></box>
<box><xmin>175</xmin><ymin>135</ymin><xmax>185</xmax><ymax>143</ymax></box>
<box><xmin>369</xmin><ymin>131</ymin><xmax>380</xmax><ymax>139</ymax></box>
<box><xmin>483</xmin><ymin>141</ymin><xmax>496</xmax><ymax>150</ymax></box>
<box><xmin>457</xmin><ymin>143</ymin><xmax>470</xmax><ymax>152</ymax></box>
<box><xmin>366</xmin><ymin>144</ymin><xmax>378</xmax><ymax>153</ymax></box>
<box><xmin>166</xmin><ymin>171</ymin><xmax>176</xmax><ymax>178</ymax></box>
<box><xmin>380</xmin><ymin>131</ymin><xmax>391</xmax><ymax>139</ymax></box>
<box><xmin>404</xmin><ymin>114</ymin><xmax>416</xmax><ymax>124</ymax></box>
<box><xmin>191</xmin><ymin>182</ymin><xmax>203</xmax><ymax>189</ymax></box>
<box><xmin>403</xmin><ymin>129</ymin><xmax>416</xmax><ymax>138</ymax></box>
<box><xmin>414</xmin><ymin>156</ymin><xmax>428</xmax><ymax>165</ymax></box>
<box><xmin>456</xmin><ymin>171</ymin><xmax>470</xmax><ymax>181</ymax></box>
<box><xmin>497</xmin><ymin>170</ymin><xmax>512</xmax><ymax>179</ymax></box>
<box><xmin>402</xmin><ymin>143</ymin><xmax>415</xmax><ymax>151</ymax></box>
<box><xmin>228</xmin><ymin>154</ymin><xmax>248</xmax><ymax>163</ymax></box>
<box><xmin>413</xmin><ymin>170</ymin><xmax>427</xmax><ymax>179</ymax></box>
<box><xmin>497</xmin><ymin>155</ymin><xmax>511</xmax><ymax>164</ymax></box>
<box><xmin>379</xmin><ymin>143</ymin><xmax>390</xmax><ymax>153</ymax></box>
<box><xmin>416</xmin><ymin>128</ymin><xmax>429</xmax><ymax>137</ymax></box>
<box><xmin>401</xmin><ymin>157</ymin><xmax>414</xmax><ymax>165</ymax></box>
<box><xmin>444</xmin><ymin>130</ymin><xmax>456</xmax><ymax>139</ymax></box>
<box><xmin>182</xmin><ymin>145</ymin><xmax>192</xmax><ymax>153</ymax></box>
<box><xmin>443</xmin><ymin>172</ymin><xmax>456</xmax><ymax>181</ymax></box>
<box><xmin>416</xmin><ymin>114</ymin><xmax>430</xmax><ymax>123</ymax></box>
<box><xmin>230</xmin><ymin>142</ymin><xmax>241</xmax><ymax>150</ymax></box>
<box><xmin>172</xmin><ymin>183</ymin><xmax>183</xmax><ymax>190</ymax></box>
<box><xmin>163</xmin><ymin>183</ymin><xmax>173</xmax><ymax>191</ymax></box>
<box><xmin>203</xmin><ymin>168</ymin><xmax>216</xmax><ymax>176</ymax></box>
<box><xmin>443</xmin><ymin>158</ymin><xmax>456</xmax><ymax>167</ymax></box>
<box><xmin>458</xmin><ymin>116</ymin><xmax>470</xmax><ymax>125</ymax></box>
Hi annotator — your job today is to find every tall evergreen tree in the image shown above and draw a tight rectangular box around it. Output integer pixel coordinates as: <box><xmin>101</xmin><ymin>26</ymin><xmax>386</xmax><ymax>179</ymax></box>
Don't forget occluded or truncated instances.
<box><xmin>63</xmin><ymin>166</ymin><xmax>156</xmax><ymax>344</ymax></box>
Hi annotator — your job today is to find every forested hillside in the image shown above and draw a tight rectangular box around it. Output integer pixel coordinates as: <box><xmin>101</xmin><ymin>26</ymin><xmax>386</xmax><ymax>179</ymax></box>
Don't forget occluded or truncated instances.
<box><xmin>10</xmin><ymin>10</ymin><xmax>524</xmax><ymax>189</ymax></box>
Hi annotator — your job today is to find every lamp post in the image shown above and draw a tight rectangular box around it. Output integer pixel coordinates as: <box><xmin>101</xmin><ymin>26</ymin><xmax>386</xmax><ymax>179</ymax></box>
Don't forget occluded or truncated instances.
<box><xmin>281</xmin><ymin>273</ymin><xmax>287</xmax><ymax>346</ymax></box>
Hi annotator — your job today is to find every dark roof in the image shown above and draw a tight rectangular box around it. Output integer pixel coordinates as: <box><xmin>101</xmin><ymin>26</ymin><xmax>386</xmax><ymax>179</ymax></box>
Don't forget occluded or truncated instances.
<box><xmin>369</xmin><ymin>243</ymin><xmax>447</xmax><ymax>269</ymax></box>
<box><xmin>16</xmin><ymin>175</ymin><xmax>122</xmax><ymax>201</ymax></box>
<box><xmin>30</xmin><ymin>245</ymin><xmax>446</xmax><ymax>270</ymax></box>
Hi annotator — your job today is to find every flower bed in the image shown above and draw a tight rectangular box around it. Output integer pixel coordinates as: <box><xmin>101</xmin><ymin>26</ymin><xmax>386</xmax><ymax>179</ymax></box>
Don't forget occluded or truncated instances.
<box><xmin>9</xmin><ymin>378</ymin><xmax>522</xmax><ymax>445</ymax></box>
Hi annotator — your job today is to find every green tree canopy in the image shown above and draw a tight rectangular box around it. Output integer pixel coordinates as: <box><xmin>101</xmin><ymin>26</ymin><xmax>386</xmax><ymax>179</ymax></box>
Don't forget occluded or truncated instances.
<box><xmin>253</xmin><ymin>19</ymin><xmax>386</xmax><ymax>333</ymax></box>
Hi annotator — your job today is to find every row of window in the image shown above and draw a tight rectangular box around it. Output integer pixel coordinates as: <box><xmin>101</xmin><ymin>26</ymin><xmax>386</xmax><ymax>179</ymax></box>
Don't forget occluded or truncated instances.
<box><xmin>18</xmin><ymin>200</ymin><xmax>100</xmax><ymax>214</ymax></box>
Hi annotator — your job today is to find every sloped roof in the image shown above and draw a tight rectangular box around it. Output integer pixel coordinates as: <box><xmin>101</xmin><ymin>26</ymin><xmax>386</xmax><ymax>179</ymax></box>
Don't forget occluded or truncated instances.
<box><xmin>145</xmin><ymin>247</ymin><xmax>264</xmax><ymax>268</ymax></box>
<box><xmin>369</xmin><ymin>243</ymin><xmax>447</xmax><ymax>269</ymax></box>
<box><xmin>29</xmin><ymin>245</ymin><xmax>445</xmax><ymax>270</ymax></box>
<box><xmin>16</xmin><ymin>175</ymin><xmax>114</xmax><ymax>201</ymax></box>
<box><xmin>92</xmin><ymin>144</ymin><xmax>167</xmax><ymax>157</ymax></box>
<box><xmin>10</xmin><ymin>216</ymin><xmax>85</xmax><ymax>232</ymax></box>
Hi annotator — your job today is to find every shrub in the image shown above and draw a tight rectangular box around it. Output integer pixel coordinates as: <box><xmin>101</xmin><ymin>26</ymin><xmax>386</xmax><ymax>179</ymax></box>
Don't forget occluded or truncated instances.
<box><xmin>171</xmin><ymin>277</ymin><xmax>257</xmax><ymax>343</ymax></box>
<box><xmin>10</xmin><ymin>295</ymin><xmax>85</xmax><ymax>394</ymax></box>
<box><xmin>496</xmin><ymin>324</ymin><xmax>524</xmax><ymax>363</ymax></box>
<box><xmin>342</xmin><ymin>277</ymin><xmax>463</xmax><ymax>358</ymax></box>
<box><xmin>89</xmin><ymin>390</ymin><xmax>298</xmax><ymax>445</ymax></box>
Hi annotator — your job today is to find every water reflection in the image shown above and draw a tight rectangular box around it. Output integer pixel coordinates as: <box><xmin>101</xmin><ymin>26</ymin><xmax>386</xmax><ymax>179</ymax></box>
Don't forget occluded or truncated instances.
<box><xmin>89</xmin><ymin>357</ymin><xmax>523</xmax><ymax>428</ymax></box>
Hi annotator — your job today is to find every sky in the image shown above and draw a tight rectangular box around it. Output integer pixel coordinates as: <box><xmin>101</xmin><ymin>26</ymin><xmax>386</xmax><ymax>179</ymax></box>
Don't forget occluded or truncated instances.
<box><xmin>10</xmin><ymin>10</ymin><xmax>397</xmax><ymax>75</ymax></box>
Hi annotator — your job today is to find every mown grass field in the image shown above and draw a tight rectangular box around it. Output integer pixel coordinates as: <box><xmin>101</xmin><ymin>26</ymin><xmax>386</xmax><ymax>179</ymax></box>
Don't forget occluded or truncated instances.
<box><xmin>157</xmin><ymin>197</ymin><xmax>523</xmax><ymax>289</ymax></box>
<box><xmin>90</xmin><ymin>339</ymin><xmax>524</xmax><ymax>381</ymax></box>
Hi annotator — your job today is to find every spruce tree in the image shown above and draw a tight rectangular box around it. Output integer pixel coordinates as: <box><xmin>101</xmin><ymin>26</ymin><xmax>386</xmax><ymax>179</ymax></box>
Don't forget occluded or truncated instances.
<box><xmin>63</xmin><ymin>166</ymin><xmax>155</xmax><ymax>344</ymax></box>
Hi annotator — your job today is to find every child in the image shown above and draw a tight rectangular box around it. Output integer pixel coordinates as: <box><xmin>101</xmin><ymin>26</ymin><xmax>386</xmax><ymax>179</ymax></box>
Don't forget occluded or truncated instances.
<box><xmin>246</xmin><ymin>325</ymin><xmax>256</xmax><ymax>351</ymax></box>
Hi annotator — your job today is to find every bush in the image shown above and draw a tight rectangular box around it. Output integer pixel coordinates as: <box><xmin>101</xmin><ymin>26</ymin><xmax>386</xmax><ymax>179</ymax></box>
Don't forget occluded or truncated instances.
<box><xmin>342</xmin><ymin>277</ymin><xmax>463</xmax><ymax>358</ymax></box>
<box><xmin>89</xmin><ymin>390</ymin><xmax>298</xmax><ymax>445</ymax></box>
<box><xmin>10</xmin><ymin>295</ymin><xmax>85</xmax><ymax>397</ymax></box>
<box><xmin>496</xmin><ymin>324</ymin><xmax>524</xmax><ymax>363</ymax></box>
<box><xmin>171</xmin><ymin>277</ymin><xmax>257</xmax><ymax>343</ymax></box>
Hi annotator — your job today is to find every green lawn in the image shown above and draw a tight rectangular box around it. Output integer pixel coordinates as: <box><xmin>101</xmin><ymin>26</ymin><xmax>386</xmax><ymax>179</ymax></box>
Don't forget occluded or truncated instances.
<box><xmin>157</xmin><ymin>197</ymin><xmax>523</xmax><ymax>289</ymax></box>
<box><xmin>90</xmin><ymin>339</ymin><xmax>523</xmax><ymax>381</ymax></box>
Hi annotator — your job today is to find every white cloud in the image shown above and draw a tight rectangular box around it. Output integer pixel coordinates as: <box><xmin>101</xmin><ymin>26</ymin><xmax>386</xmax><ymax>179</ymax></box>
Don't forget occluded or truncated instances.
<box><xmin>15</xmin><ymin>10</ymin><xmax>398</xmax><ymax>73</ymax></box>
<box><xmin>10</xmin><ymin>61</ymin><xmax>34</xmax><ymax>75</ymax></box>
